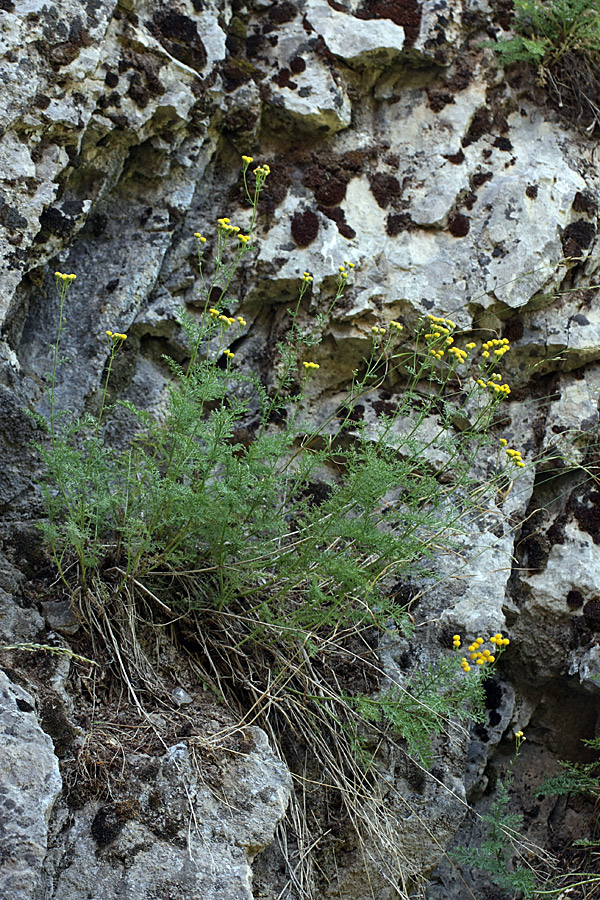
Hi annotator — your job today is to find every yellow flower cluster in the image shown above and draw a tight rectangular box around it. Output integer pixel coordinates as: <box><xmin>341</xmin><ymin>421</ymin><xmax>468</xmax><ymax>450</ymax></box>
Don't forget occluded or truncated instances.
<box><xmin>505</xmin><ymin>447</ymin><xmax>525</xmax><ymax>467</ymax></box>
<box><xmin>390</xmin><ymin>320</ymin><xmax>403</xmax><ymax>331</ymax></box>
<box><xmin>303</xmin><ymin>361</ymin><xmax>319</xmax><ymax>370</ymax></box>
<box><xmin>448</xmin><ymin>346</ymin><xmax>468</xmax><ymax>363</ymax></box>
<box><xmin>372</xmin><ymin>325</ymin><xmax>386</xmax><ymax>335</ymax></box>
<box><xmin>237</xmin><ymin>316</ymin><xmax>246</xmax><ymax>326</ymax></box>
<box><xmin>515</xmin><ymin>730</ymin><xmax>526</xmax><ymax>740</ymax></box>
<box><xmin>427</xmin><ymin>314</ymin><xmax>457</xmax><ymax>328</ymax></box>
<box><xmin>424</xmin><ymin>315</ymin><xmax>459</xmax><ymax>360</ymax></box>
<box><xmin>467</xmin><ymin>637</ymin><xmax>495</xmax><ymax>666</ymax></box>
<box><xmin>238</xmin><ymin>234</ymin><xmax>251</xmax><ymax>244</ymax></box>
<box><xmin>209</xmin><ymin>308</ymin><xmax>220</xmax><ymax>318</ymax></box>
<box><xmin>224</xmin><ymin>349</ymin><xmax>234</xmax><ymax>360</ymax></box>
<box><xmin>476</xmin><ymin>376</ymin><xmax>511</xmax><ymax>395</ymax></box>
<box><xmin>253</xmin><ymin>163</ymin><xmax>270</xmax><ymax>178</ymax></box>
<box><xmin>466</xmin><ymin>341</ymin><xmax>476</xmax><ymax>350</ymax></box>
<box><xmin>459</xmin><ymin>632</ymin><xmax>510</xmax><ymax>673</ymax></box>
<box><xmin>55</xmin><ymin>272</ymin><xmax>76</xmax><ymax>282</ymax></box>
<box><xmin>302</xmin><ymin>271</ymin><xmax>313</xmax><ymax>283</ymax></box>
<box><xmin>481</xmin><ymin>338</ymin><xmax>510</xmax><ymax>359</ymax></box>
<box><xmin>218</xmin><ymin>314</ymin><xmax>236</xmax><ymax>327</ymax></box>
<box><xmin>106</xmin><ymin>330</ymin><xmax>127</xmax><ymax>341</ymax></box>
<box><xmin>241</xmin><ymin>155</ymin><xmax>254</xmax><ymax>166</ymax></box>
<box><xmin>490</xmin><ymin>632</ymin><xmax>510</xmax><ymax>647</ymax></box>
<box><xmin>194</xmin><ymin>232</ymin><xmax>207</xmax><ymax>243</ymax></box>
<box><xmin>217</xmin><ymin>217</ymin><xmax>240</xmax><ymax>236</ymax></box>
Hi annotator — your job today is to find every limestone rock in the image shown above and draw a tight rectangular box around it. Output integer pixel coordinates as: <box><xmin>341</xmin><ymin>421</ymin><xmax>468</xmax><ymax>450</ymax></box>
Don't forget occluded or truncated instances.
<box><xmin>47</xmin><ymin>728</ymin><xmax>291</xmax><ymax>900</ymax></box>
<box><xmin>305</xmin><ymin>0</ymin><xmax>405</xmax><ymax>68</ymax></box>
<box><xmin>0</xmin><ymin>671</ymin><xmax>62</xmax><ymax>900</ymax></box>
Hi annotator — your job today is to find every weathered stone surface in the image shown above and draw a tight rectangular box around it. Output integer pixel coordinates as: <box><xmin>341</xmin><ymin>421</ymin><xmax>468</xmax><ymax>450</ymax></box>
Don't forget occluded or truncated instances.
<box><xmin>0</xmin><ymin>671</ymin><xmax>62</xmax><ymax>900</ymax></box>
<box><xmin>305</xmin><ymin>0</ymin><xmax>405</xmax><ymax>67</ymax></box>
<box><xmin>46</xmin><ymin>729</ymin><xmax>291</xmax><ymax>900</ymax></box>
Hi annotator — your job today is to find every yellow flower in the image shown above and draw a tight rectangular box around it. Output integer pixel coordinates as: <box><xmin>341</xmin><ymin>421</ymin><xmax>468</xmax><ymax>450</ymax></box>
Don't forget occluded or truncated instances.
<box><xmin>237</xmin><ymin>316</ymin><xmax>246</xmax><ymax>326</ymax></box>
<box><xmin>224</xmin><ymin>349</ymin><xmax>234</xmax><ymax>359</ymax></box>
<box><xmin>238</xmin><ymin>234</ymin><xmax>251</xmax><ymax>243</ymax></box>
<box><xmin>482</xmin><ymin>350</ymin><xmax>490</xmax><ymax>358</ymax></box>
<box><xmin>242</xmin><ymin>155</ymin><xmax>254</xmax><ymax>165</ymax></box>
<box><xmin>209</xmin><ymin>308</ymin><xmax>220</xmax><ymax>318</ymax></box>
<box><xmin>194</xmin><ymin>233</ymin><xmax>207</xmax><ymax>242</ymax></box>
<box><xmin>515</xmin><ymin>730</ymin><xmax>524</xmax><ymax>739</ymax></box>
<box><xmin>55</xmin><ymin>272</ymin><xmax>76</xmax><ymax>282</ymax></box>
<box><xmin>303</xmin><ymin>361</ymin><xmax>319</xmax><ymax>370</ymax></box>
<box><xmin>390</xmin><ymin>320</ymin><xmax>403</xmax><ymax>330</ymax></box>
<box><xmin>302</xmin><ymin>272</ymin><xmax>313</xmax><ymax>283</ymax></box>
<box><xmin>106</xmin><ymin>330</ymin><xmax>113</xmax><ymax>337</ymax></box>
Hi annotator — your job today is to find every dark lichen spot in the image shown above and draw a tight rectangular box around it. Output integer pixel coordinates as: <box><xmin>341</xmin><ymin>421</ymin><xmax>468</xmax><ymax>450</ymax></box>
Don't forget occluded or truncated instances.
<box><xmin>448</xmin><ymin>213</ymin><xmax>470</xmax><ymax>237</ymax></box>
<box><xmin>105</xmin><ymin>70</ymin><xmax>119</xmax><ymax>88</ymax></box>
<box><xmin>290</xmin><ymin>55</ymin><xmax>306</xmax><ymax>74</ymax></box>
<box><xmin>38</xmin><ymin>207</ymin><xmax>77</xmax><ymax>237</ymax></box>
<box><xmin>314</xmin><ymin>177</ymin><xmax>347</xmax><ymax>206</ymax></box>
<box><xmin>291</xmin><ymin>210</ymin><xmax>319</xmax><ymax>247</ymax></box>
<box><xmin>427</xmin><ymin>87</ymin><xmax>455</xmax><ymax>112</ymax></box>
<box><xmin>526</xmin><ymin>184</ymin><xmax>538</xmax><ymax>200</ymax></box>
<box><xmin>561</xmin><ymin>220</ymin><xmax>596</xmax><ymax>257</ymax></box>
<box><xmin>267</xmin><ymin>1</ymin><xmax>297</xmax><ymax>25</ymax></box>
<box><xmin>222</xmin><ymin>57</ymin><xmax>262</xmax><ymax>91</ymax></box>
<box><xmin>318</xmin><ymin>205</ymin><xmax>356</xmax><ymax>239</ymax></box>
<box><xmin>369</xmin><ymin>172</ymin><xmax>401</xmax><ymax>209</ymax></box>
<box><xmin>583</xmin><ymin>597</ymin><xmax>600</xmax><ymax>630</ymax></box>
<box><xmin>472</xmin><ymin>171</ymin><xmax>493</xmax><ymax>189</ymax></box>
<box><xmin>0</xmin><ymin>195</ymin><xmax>27</xmax><ymax>233</ymax></box>
<box><xmin>572</xmin><ymin>191</ymin><xmax>598</xmax><ymax>216</ymax></box>
<box><xmin>462</xmin><ymin>108</ymin><xmax>491</xmax><ymax>147</ymax></box>
<box><xmin>444</xmin><ymin>149</ymin><xmax>465</xmax><ymax>164</ymax></box>
<box><xmin>15</xmin><ymin>698</ymin><xmax>34</xmax><ymax>713</ymax></box>
<box><xmin>494</xmin><ymin>136</ymin><xmax>513</xmax><ymax>152</ymax></box>
<box><xmin>567</xmin><ymin>589</ymin><xmax>585</xmax><ymax>608</ymax></box>
<box><xmin>151</xmin><ymin>10</ymin><xmax>206</xmax><ymax>72</ymax></box>
<box><xmin>386</xmin><ymin>212</ymin><xmax>414</xmax><ymax>236</ymax></box>
<box><xmin>275</xmin><ymin>67</ymin><xmax>297</xmax><ymax>89</ymax></box>
<box><xmin>33</xmin><ymin>93</ymin><xmax>51</xmax><ymax>109</ymax></box>
<box><xmin>91</xmin><ymin>805</ymin><xmax>125</xmax><ymax>845</ymax></box>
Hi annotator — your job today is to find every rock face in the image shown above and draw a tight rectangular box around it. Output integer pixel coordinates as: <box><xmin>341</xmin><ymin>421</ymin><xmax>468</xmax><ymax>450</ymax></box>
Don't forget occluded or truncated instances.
<box><xmin>1</xmin><ymin>0</ymin><xmax>600</xmax><ymax>897</ymax></box>
<box><xmin>0</xmin><ymin>671</ymin><xmax>62</xmax><ymax>900</ymax></box>
<box><xmin>44</xmin><ymin>729</ymin><xmax>291</xmax><ymax>900</ymax></box>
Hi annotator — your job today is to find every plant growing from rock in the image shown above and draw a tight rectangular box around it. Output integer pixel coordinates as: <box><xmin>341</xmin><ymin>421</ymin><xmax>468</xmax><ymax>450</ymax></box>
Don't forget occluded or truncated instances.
<box><xmin>452</xmin><ymin>732</ymin><xmax>539</xmax><ymax>898</ymax></box>
<box><xmin>493</xmin><ymin>0</ymin><xmax>600</xmax><ymax>131</ymax></box>
<box><xmin>35</xmin><ymin>157</ymin><xmax>528</xmax><ymax>896</ymax></box>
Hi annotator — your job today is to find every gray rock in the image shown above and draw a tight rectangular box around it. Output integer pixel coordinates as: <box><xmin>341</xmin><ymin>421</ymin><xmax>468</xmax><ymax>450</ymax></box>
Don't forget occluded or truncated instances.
<box><xmin>0</xmin><ymin>671</ymin><xmax>62</xmax><ymax>900</ymax></box>
<box><xmin>47</xmin><ymin>728</ymin><xmax>291</xmax><ymax>900</ymax></box>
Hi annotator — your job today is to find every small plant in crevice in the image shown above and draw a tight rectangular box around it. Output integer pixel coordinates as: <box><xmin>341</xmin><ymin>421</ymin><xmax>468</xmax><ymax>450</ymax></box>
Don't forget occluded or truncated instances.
<box><xmin>35</xmin><ymin>158</ymin><xmax>531</xmax><ymax>897</ymax></box>
<box><xmin>493</xmin><ymin>0</ymin><xmax>600</xmax><ymax>132</ymax></box>
<box><xmin>536</xmin><ymin>736</ymin><xmax>600</xmax><ymax>897</ymax></box>
<box><xmin>452</xmin><ymin>731</ymin><xmax>540</xmax><ymax>898</ymax></box>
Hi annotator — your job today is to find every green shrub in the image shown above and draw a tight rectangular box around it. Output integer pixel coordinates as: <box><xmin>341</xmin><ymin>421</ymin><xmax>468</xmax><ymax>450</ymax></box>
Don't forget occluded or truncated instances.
<box><xmin>36</xmin><ymin>157</ymin><xmax>526</xmax><ymax>894</ymax></box>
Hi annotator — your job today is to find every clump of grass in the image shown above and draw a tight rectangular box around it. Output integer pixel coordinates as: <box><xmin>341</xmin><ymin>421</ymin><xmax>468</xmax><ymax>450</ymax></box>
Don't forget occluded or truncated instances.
<box><xmin>35</xmin><ymin>157</ymin><xmax>529</xmax><ymax>896</ymax></box>
<box><xmin>494</xmin><ymin>0</ymin><xmax>600</xmax><ymax>132</ymax></box>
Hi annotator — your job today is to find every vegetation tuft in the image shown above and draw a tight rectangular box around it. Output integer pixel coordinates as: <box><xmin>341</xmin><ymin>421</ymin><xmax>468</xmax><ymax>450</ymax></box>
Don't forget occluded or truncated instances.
<box><xmin>35</xmin><ymin>158</ymin><xmax>530</xmax><ymax>896</ymax></box>
<box><xmin>494</xmin><ymin>0</ymin><xmax>600</xmax><ymax>132</ymax></box>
